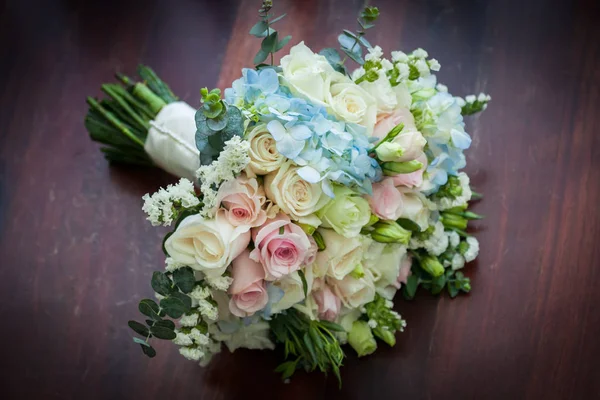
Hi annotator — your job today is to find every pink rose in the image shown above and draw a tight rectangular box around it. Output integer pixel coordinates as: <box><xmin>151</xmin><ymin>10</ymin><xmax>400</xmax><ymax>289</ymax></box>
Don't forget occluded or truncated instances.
<box><xmin>215</xmin><ymin>175</ymin><xmax>268</xmax><ymax>228</ymax></box>
<box><xmin>229</xmin><ymin>250</ymin><xmax>269</xmax><ymax>317</ymax></box>
<box><xmin>372</xmin><ymin>107</ymin><xmax>418</xmax><ymax>141</ymax></box>
<box><xmin>312</xmin><ymin>283</ymin><xmax>341</xmax><ymax>321</ymax></box>
<box><xmin>249</xmin><ymin>214</ymin><xmax>312</xmax><ymax>281</ymax></box>
<box><xmin>394</xmin><ymin>254</ymin><xmax>413</xmax><ymax>289</ymax></box>
<box><xmin>368</xmin><ymin>178</ymin><xmax>404</xmax><ymax>220</ymax></box>
<box><xmin>390</xmin><ymin>154</ymin><xmax>427</xmax><ymax>188</ymax></box>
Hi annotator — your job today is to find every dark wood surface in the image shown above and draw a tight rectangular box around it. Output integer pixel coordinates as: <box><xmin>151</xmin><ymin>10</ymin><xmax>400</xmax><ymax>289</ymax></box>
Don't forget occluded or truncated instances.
<box><xmin>1</xmin><ymin>0</ymin><xmax>599</xmax><ymax>398</ymax></box>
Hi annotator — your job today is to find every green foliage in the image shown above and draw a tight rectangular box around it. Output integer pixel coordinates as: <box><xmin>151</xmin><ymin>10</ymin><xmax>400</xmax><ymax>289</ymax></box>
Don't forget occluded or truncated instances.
<box><xmin>319</xmin><ymin>48</ymin><xmax>347</xmax><ymax>74</ymax></box>
<box><xmin>173</xmin><ymin>267</ymin><xmax>196</xmax><ymax>294</ymax></box>
<box><xmin>298</xmin><ymin>270</ymin><xmax>308</xmax><ymax>298</ymax></box>
<box><xmin>270</xmin><ymin>309</ymin><xmax>345</xmax><ymax>386</ymax></box>
<box><xmin>364</xmin><ymin>294</ymin><xmax>404</xmax><ymax>347</ymax></box>
<box><xmin>251</xmin><ymin>0</ymin><xmax>292</xmax><ymax>66</ymax></box>
<box><xmin>337</xmin><ymin>6</ymin><xmax>379</xmax><ymax>66</ymax></box>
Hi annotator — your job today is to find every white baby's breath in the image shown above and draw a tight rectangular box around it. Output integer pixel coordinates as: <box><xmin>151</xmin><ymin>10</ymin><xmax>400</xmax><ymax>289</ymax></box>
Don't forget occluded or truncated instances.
<box><xmin>206</xmin><ymin>275</ymin><xmax>234</xmax><ymax>291</ymax></box>
<box><xmin>173</xmin><ymin>331</ymin><xmax>193</xmax><ymax>346</ymax></box>
<box><xmin>179</xmin><ymin>346</ymin><xmax>204</xmax><ymax>361</ymax></box>
<box><xmin>189</xmin><ymin>328</ymin><xmax>210</xmax><ymax>346</ymax></box>
<box><xmin>179</xmin><ymin>313</ymin><xmax>199</xmax><ymax>327</ymax></box>
<box><xmin>198</xmin><ymin>299</ymin><xmax>218</xmax><ymax>321</ymax></box>
<box><xmin>165</xmin><ymin>257</ymin><xmax>185</xmax><ymax>272</ymax></box>
<box><xmin>391</xmin><ymin>50</ymin><xmax>408</xmax><ymax>63</ymax></box>
<box><xmin>190</xmin><ymin>285</ymin><xmax>212</xmax><ymax>301</ymax></box>
<box><xmin>368</xmin><ymin>319</ymin><xmax>378</xmax><ymax>329</ymax></box>
<box><xmin>142</xmin><ymin>178</ymin><xmax>199</xmax><ymax>226</ymax></box>
<box><xmin>365</xmin><ymin>45</ymin><xmax>383</xmax><ymax>61</ymax></box>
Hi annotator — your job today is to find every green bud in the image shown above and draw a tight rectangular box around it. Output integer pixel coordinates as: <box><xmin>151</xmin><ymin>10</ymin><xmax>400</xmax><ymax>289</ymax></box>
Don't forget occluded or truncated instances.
<box><xmin>371</xmin><ymin>221</ymin><xmax>412</xmax><ymax>244</ymax></box>
<box><xmin>374</xmin><ymin>328</ymin><xmax>396</xmax><ymax>347</ymax></box>
<box><xmin>420</xmin><ymin>255</ymin><xmax>444</xmax><ymax>278</ymax></box>
<box><xmin>297</xmin><ymin>223</ymin><xmax>316</xmax><ymax>236</ymax></box>
<box><xmin>348</xmin><ymin>321</ymin><xmax>377</xmax><ymax>357</ymax></box>
<box><xmin>382</xmin><ymin>160</ymin><xmax>423</xmax><ymax>175</ymax></box>
<box><xmin>350</xmin><ymin>264</ymin><xmax>365</xmax><ymax>279</ymax></box>
<box><xmin>441</xmin><ymin>213</ymin><xmax>468</xmax><ymax>230</ymax></box>
<box><xmin>361</xmin><ymin>6</ymin><xmax>380</xmax><ymax>23</ymax></box>
<box><xmin>457</xmin><ymin>241</ymin><xmax>469</xmax><ymax>255</ymax></box>
<box><xmin>375</xmin><ymin>142</ymin><xmax>405</xmax><ymax>162</ymax></box>
<box><xmin>313</xmin><ymin>230</ymin><xmax>326</xmax><ymax>251</ymax></box>
<box><xmin>366</xmin><ymin>214</ymin><xmax>380</xmax><ymax>227</ymax></box>
<box><xmin>411</xmin><ymin>87</ymin><xmax>436</xmax><ymax>101</ymax></box>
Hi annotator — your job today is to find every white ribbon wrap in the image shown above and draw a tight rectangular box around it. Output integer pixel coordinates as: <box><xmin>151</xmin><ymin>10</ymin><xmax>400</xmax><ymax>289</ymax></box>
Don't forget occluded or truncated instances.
<box><xmin>144</xmin><ymin>102</ymin><xmax>200</xmax><ymax>181</ymax></box>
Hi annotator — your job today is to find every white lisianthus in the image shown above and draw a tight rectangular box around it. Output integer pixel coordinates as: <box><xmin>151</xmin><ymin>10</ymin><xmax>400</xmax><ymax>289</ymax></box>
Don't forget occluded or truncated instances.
<box><xmin>280</xmin><ymin>41</ymin><xmax>335</xmax><ymax>107</ymax></box>
<box><xmin>398</xmin><ymin>188</ymin><xmax>430</xmax><ymax>231</ymax></box>
<box><xmin>336</xmin><ymin>308</ymin><xmax>362</xmax><ymax>344</ymax></box>
<box><xmin>451</xmin><ymin>253</ymin><xmax>466</xmax><ymax>270</ymax></box>
<box><xmin>328</xmin><ymin>73</ymin><xmax>377</xmax><ymax>134</ymax></box>
<box><xmin>409</xmin><ymin>221</ymin><xmax>449</xmax><ymax>256</ymax></box>
<box><xmin>317</xmin><ymin>186</ymin><xmax>371</xmax><ymax>238</ymax></box>
<box><xmin>264</xmin><ymin>161</ymin><xmax>330</xmax><ymax>226</ymax></box>
<box><xmin>244</xmin><ymin>123</ymin><xmax>286</xmax><ymax>176</ymax></box>
<box><xmin>271</xmin><ymin>270</ymin><xmax>313</xmax><ymax>314</ymax></box>
<box><xmin>164</xmin><ymin>213</ymin><xmax>250</xmax><ymax>277</ymax></box>
<box><xmin>357</xmin><ymin>71</ymin><xmax>398</xmax><ymax>115</ymax></box>
<box><xmin>363</xmin><ymin>242</ymin><xmax>407</xmax><ymax>299</ymax></box>
<box><xmin>464</xmin><ymin>237</ymin><xmax>480</xmax><ymax>262</ymax></box>
<box><xmin>330</xmin><ymin>269</ymin><xmax>376</xmax><ymax>309</ymax></box>
<box><xmin>314</xmin><ymin>228</ymin><xmax>369</xmax><ymax>280</ymax></box>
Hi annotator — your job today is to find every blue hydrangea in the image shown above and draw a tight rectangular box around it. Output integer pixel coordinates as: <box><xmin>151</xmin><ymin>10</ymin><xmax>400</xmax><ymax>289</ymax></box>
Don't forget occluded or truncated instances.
<box><xmin>226</xmin><ymin>68</ymin><xmax>381</xmax><ymax>195</ymax></box>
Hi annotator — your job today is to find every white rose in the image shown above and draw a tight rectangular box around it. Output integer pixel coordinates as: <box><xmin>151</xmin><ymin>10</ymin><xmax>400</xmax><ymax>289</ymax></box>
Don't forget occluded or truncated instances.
<box><xmin>330</xmin><ymin>268</ymin><xmax>376</xmax><ymax>309</ymax></box>
<box><xmin>398</xmin><ymin>189</ymin><xmax>430</xmax><ymax>231</ymax></box>
<box><xmin>328</xmin><ymin>73</ymin><xmax>377</xmax><ymax>133</ymax></box>
<box><xmin>314</xmin><ymin>228</ymin><xmax>369</xmax><ymax>280</ymax></box>
<box><xmin>164</xmin><ymin>213</ymin><xmax>250</xmax><ymax>277</ymax></box>
<box><xmin>358</xmin><ymin>72</ymin><xmax>398</xmax><ymax>116</ymax></box>
<box><xmin>280</xmin><ymin>41</ymin><xmax>334</xmax><ymax>107</ymax></box>
<box><xmin>264</xmin><ymin>160</ymin><xmax>330</xmax><ymax>226</ymax></box>
<box><xmin>363</xmin><ymin>242</ymin><xmax>407</xmax><ymax>300</ymax></box>
<box><xmin>244</xmin><ymin>123</ymin><xmax>285</xmax><ymax>176</ymax></box>
<box><xmin>271</xmin><ymin>270</ymin><xmax>314</xmax><ymax>314</ymax></box>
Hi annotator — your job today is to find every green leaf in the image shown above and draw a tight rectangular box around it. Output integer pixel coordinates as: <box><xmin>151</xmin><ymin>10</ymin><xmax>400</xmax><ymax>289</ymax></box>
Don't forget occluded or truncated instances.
<box><xmin>173</xmin><ymin>267</ymin><xmax>195</xmax><ymax>294</ymax></box>
<box><xmin>139</xmin><ymin>299</ymin><xmax>161</xmax><ymax>320</ymax></box>
<box><xmin>153</xmin><ymin>319</ymin><xmax>176</xmax><ymax>330</ymax></box>
<box><xmin>150</xmin><ymin>325</ymin><xmax>177</xmax><ymax>340</ymax></box>
<box><xmin>249</xmin><ymin>20</ymin><xmax>269</xmax><ymax>37</ymax></box>
<box><xmin>170</xmin><ymin>292</ymin><xmax>193</xmax><ymax>313</ymax></box>
<box><xmin>318</xmin><ymin>320</ymin><xmax>345</xmax><ymax>332</ymax></box>
<box><xmin>404</xmin><ymin>275</ymin><xmax>419</xmax><ymax>299</ymax></box>
<box><xmin>133</xmin><ymin>337</ymin><xmax>150</xmax><ymax>347</ymax></box>
<box><xmin>303</xmin><ymin>333</ymin><xmax>318</xmax><ymax>368</ymax></box>
<box><xmin>341</xmin><ymin>29</ymin><xmax>372</xmax><ymax>49</ymax></box>
<box><xmin>261</xmin><ymin>31</ymin><xmax>279</xmax><ymax>53</ymax></box>
<box><xmin>141</xmin><ymin>344</ymin><xmax>156</xmax><ymax>358</ymax></box>
<box><xmin>254</xmin><ymin>49</ymin><xmax>269</xmax><ymax>65</ymax></box>
<box><xmin>275</xmin><ymin>35</ymin><xmax>292</xmax><ymax>51</ymax></box>
<box><xmin>448</xmin><ymin>282</ymin><xmax>460</xmax><ymax>298</ymax></box>
<box><xmin>298</xmin><ymin>270</ymin><xmax>308</xmax><ymax>298</ymax></box>
<box><xmin>319</xmin><ymin>48</ymin><xmax>347</xmax><ymax>74</ymax></box>
<box><xmin>160</xmin><ymin>297</ymin><xmax>187</xmax><ymax>319</ymax></box>
<box><xmin>206</xmin><ymin>111</ymin><xmax>227</xmax><ymax>131</ymax></box>
<box><xmin>270</xmin><ymin>13</ymin><xmax>287</xmax><ymax>24</ymax></box>
<box><xmin>396</xmin><ymin>218</ymin><xmax>422</xmax><ymax>232</ymax></box>
<box><xmin>431</xmin><ymin>274</ymin><xmax>447</xmax><ymax>295</ymax></box>
<box><xmin>151</xmin><ymin>271</ymin><xmax>172</xmax><ymax>296</ymax></box>
<box><xmin>128</xmin><ymin>320</ymin><xmax>150</xmax><ymax>337</ymax></box>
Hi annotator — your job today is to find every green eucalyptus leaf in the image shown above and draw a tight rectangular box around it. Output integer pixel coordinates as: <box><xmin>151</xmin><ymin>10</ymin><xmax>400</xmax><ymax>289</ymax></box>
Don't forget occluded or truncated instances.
<box><xmin>146</xmin><ymin>319</ymin><xmax>155</xmax><ymax>327</ymax></box>
<box><xmin>153</xmin><ymin>319</ymin><xmax>176</xmax><ymax>330</ymax></box>
<box><xmin>275</xmin><ymin>35</ymin><xmax>292</xmax><ymax>51</ymax></box>
<box><xmin>342</xmin><ymin>29</ymin><xmax>372</xmax><ymax>49</ymax></box>
<box><xmin>128</xmin><ymin>320</ymin><xmax>150</xmax><ymax>337</ymax></box>
<box><xmin>133</xmin><ymin>337</ymin><xmax>150</xmax><ymax>347</ymax></box>
<box><xmin>139</xmin><ymin>299</ymin><xmax>160</xmax><ymax>319</ymax></box>
<box><xmin>170</xmin><ymin>292</ymin><xmax>192</xmax><ymax>312</ymax></box>
<box><xmin>270</xmin><ymin>13</ymin><xmax>287</xmax><ymax>24</ymax></box>
<box><xmin>249</xmin><ymin>20</ymin><xmax>269</xmax><ymax>37</ymax></box>
<box><xmin>173</xmin><ymin>267</ymin><xmax>195</xmax><ymax>294</ymax></box>
<box><xmin>160</xmin><ymin>297</ymin><xmax>186</xmax><ymax>319</ymax></box>
<box><xmin>254</xmin><ymin>49</ymin><xmax>269</xmax><ymax>65</ymax></box>
<box><xmin>141</xmin><ymin>344</ymin><xmax>157</xmax><ymax>358</ymax></box>
<box><xmin>151</xmin><ymin>271</ymin><xmax>172</xmax><ymax>296</ymax></box>
<box><xmin>150</xmin><ymin>325</ymin><xmax>177</xmax><ymax>340</ymax></box>
<box><xmin>319</xmin><ymin>48</ymin><xmax>347</xmax><ymax>74</ymax></box>
<box><xmin>298</xmin><ymin>270</ymin><xmax>308</xmax><ymax>298</ymax></box>
<box><xmin>206</xmin><ymin>113</ymin><xmax>227</xmax><ymax>131</ymax></box>
<box><xmin>261</xmin><ymin>31</ymin><xmax>279</xmax><ymax>53</ymax></box>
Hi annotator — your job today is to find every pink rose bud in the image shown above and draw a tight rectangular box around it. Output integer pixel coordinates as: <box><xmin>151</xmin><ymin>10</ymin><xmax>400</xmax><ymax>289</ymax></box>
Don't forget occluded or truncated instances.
<box><xmin>313</xmin><ymin>284</ymin><xmax>342</xmax><ymax>321</ymax></box>
<box><xmin>215</xmin><ymin>175</ymin><xmax>268</xmax><ymax>228</ymax></box>
<box><xmin>228</xmin><ymin>250</ymin><xmax>269</xmax><ymax>317</ymax></box>
<box><xmin>368</xmin><ymin>178</ymin><xmax>404</xmax><ymax>220</ymax></box>
<box><xmin>249</xmin><ymin>214</ymin><xmax>312</xmax><ymax>280</ymax></box>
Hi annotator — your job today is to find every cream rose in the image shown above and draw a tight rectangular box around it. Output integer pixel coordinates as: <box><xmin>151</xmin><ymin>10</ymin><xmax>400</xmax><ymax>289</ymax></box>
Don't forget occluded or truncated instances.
<box><xmin>271</xmin><ymin>270</ymin><xmax>314</xmax><ymax>314</ymax></box>
<box><xmin>265</xmin><ymin>161</ymin><xmax>330</xmax><ymax>226</ymax></box>
<box><xmin>328</xmin><ymin>73</ymin><xmax>377</xmax><ymax>134</ymax></box>
<box><xmin>330</xmin><ymin>269</ymin><xmax>376</xmax><ymax>309</ymax></box>
<box><xmin>244</xmin><ymin>123</ymin><xmax>285</xmax><ymax>176</ymax></box>
<box><xmin>164</xmin><ymin>213</ymin><xmax>250</xmax><ymax>277</ymax></box>
<box><xmin>280</xmin><ymin>41</ymin><xmax>334</xmax><ymax>107</ymax></box>
<box><xmin>314</xmin><ymin>228</ymin><xmax>367</xmax><ymax>280</ymax></box>
<box><xmin>215</xmin><ymin>175</ymin><xmax>268</xmax><ymax>228</ymax></box>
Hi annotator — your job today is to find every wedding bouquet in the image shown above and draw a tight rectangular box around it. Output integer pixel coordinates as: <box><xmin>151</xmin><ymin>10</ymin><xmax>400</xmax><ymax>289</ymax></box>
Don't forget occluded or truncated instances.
<box><xmin>86</xmin><ymin>2</ymin><xmax>489</xmax><ymax>383</ymax></box>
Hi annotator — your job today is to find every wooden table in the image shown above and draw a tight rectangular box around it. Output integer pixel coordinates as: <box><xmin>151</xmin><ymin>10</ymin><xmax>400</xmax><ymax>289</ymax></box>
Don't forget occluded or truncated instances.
<box><xmin>1</xmin><ymin>0</ymin><xmax>599</xmax><ymax>398</ymax></box>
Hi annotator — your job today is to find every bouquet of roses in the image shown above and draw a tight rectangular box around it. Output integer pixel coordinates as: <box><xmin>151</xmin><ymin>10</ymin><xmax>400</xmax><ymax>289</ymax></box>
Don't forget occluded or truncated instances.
<box><xmin>85</xmin><ymin>1</ymin><xmax>489</xmax><ymax>384</ymax></box>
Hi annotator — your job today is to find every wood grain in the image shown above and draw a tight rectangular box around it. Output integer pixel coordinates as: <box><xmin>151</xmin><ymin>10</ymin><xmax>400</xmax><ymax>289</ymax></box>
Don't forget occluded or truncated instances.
<box><xmin>0</xmin><ymin>0</ymin><xmax>599</xmax><ymax>399</ymax></box>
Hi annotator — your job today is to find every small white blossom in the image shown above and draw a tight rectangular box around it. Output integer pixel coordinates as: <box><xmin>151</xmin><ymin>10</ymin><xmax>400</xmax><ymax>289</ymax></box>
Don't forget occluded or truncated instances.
<box><xmin>428</xmin><ymin>58</ymin><xmax>441</xmax><ymax>71</ymax></box>
<box><xmin>198</xmin><ymin>299</ymin><xmax>218</xmax><ymax>321</ymax></box>
<box><xmin>451</xmin><ymin>253</ymin><xmax>466</xmax><ymax>270</ymax></box>
<box><xmin>368</xmin><ymin>319</ymin><xmax>378</xmax><ymax>329</ymax></box>
<box><xmin>384</xmin><ymin>299</ymin><xmax>394</xmax><ymax>309</ymax></box>
<box><xmin>465</xmin><ymin>94</ymin><xmax>477</xmax><ymax>103</ymax></box>
<box><xmin>195</xmin><ymin>136</ymin><xmax>250</xmax><ymax>217</ymax></box>
<box><xmin>399</xmin><ymin>319</ymin><xmax>407</xmax><ymax>332</ymax></box>
<box><xmin>179</xmin><ymin>313</ymin><xmax>199</xmax><ymax>327</ymax></box>
<box><xmin>165</xmin><ymin>257</ymin><xmax>185</xmax><ymax>272</ymax></box>
<box><xmin>410</xmin><ymin>221</ymin><xmax>448</xmax><ymax>256</ymax></box>
<box><xmin>455</xmin><ymin>97</ymin><xmax>466</xmax><ymax>107</ymax></box>
<box><xmin>141</xmin><ymin>178</ymin><xmax>200</xmax><ymax>226</ymax></box>
<box><xmin>436</xmin><ymin>173</ymin><xmax>472</xmax><ymax>210</ymax></box>
<box><xmin>478</xmin><ymin>92</ymin><xmax>491</xmax><ymax>102</ymax></box>
<box><xmin>352</xmin><ymin>67</ymin><xmax>366</xmax><ymax>81</ymax></box>
<box><xmin>173</xmin><ymin>331</ymin><xmax>193</xmax><ymax>346</ymax></box>
<box><xmin>381</xmin><ymin>58</ymin><xmax>394</xmax><ymax>72</ymax></box>
<box><xmin>391</xmin><ymin>50</ymin><xmax>408</xmax><ymax>63</ymax></box>
<box><xmin>189</xmin><ymin>328</ymin><xmax>210</xmax><ymax>346</ymax></box>
<box><xmin>397</xmin><ymin>63</ymin><xmax>410</xmax><ymax>82</ymax></box>
<box><xmin>190</xmin><ymin>285</ymin><xmax>211</xmax><ymax>301</ymax></box>
<box><xmin>436</xmin><ymin>83</ymin><xmax>448</xmax><ymax>92</ymax></box>
<box><xmin>365</xmin><ymin>45</ymin><xmax>383</xmax><ymax>61</ymax></box>
<box><xmin>448</xmin><ymin>231</ymin><xmax>460</xmax><ymax>248</ymax></box>
<box><xmin>412</xmin><ymin>48</ymin><xmax>428</xmax><ymax>59</ymax></box>
<box><xmin>179</xmin><ymin>346</ymin><xmax>204</xmax><ymax>361</ymax></box>
<box><xmin>414</xmin><ymin>59</ymin><xmax>430</xmax><ymax>77</ymax></box>
<box><xmin>206</xmin><ymin>275</ymin><xmax>234</xmax><ymax>291</ymax></box>
<box><xmin>464</xmin><ymin>237</ymin><xmax>480</xmax><ymax>262</ymax></box>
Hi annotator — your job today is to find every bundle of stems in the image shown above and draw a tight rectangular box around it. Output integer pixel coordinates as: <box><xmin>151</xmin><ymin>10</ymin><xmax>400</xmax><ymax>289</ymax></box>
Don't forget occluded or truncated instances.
<box><xmin>85</xmin><ymin>65</ymin><xmax>179</xmax><ymax>166</ymax></box>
